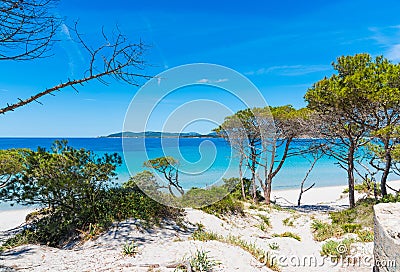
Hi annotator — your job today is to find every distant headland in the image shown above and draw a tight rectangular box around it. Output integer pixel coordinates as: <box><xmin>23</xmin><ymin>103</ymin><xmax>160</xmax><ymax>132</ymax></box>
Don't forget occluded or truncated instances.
<box><xmin>100</xmin><ymin>131</ymin><xmax>219</xmax><ymax>138</ymax></box>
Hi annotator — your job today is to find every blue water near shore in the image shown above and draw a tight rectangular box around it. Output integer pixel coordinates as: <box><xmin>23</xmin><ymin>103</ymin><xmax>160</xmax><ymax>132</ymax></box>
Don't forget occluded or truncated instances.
<box><xmin>0</xmin><ymin>137</ymin><xmax>349</xmax><ymax>190</ymax></box>
<box><xmin>1</xmin><ymin>137</ymin><xmax>398</xmax><ymax>211</ymax></box>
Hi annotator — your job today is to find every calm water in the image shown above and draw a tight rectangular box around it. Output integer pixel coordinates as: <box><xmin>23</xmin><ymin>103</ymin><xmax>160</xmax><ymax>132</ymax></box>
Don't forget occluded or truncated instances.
<box><xmin>1</xmin><ymin>137</ymin><xmax>398</xmax><ymax>211</ymax></box>
<box><xmin>0</xmin><ymin>137</ymin><xmax>350</xmax><ymax>190</ymax></box>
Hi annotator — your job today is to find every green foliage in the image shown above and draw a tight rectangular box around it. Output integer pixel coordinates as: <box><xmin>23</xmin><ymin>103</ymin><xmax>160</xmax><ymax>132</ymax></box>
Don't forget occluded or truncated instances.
<box><xmin>200</xmin><ymin>195</ymin><xmax>244</xmax><ymax>217</ymax></box>
<box><xmin>356</xmin><ymin>229</ymin><xmax>374</xmax><ymax>242</ymax></box>
<box><xmin>122</xmin><ymin>241</ymin><xmax>138</xmax><ymax>256</ymax></box>
<box><xmin>282</xmin><ymin>214</ymin><xmax>299</xmax><ymax>227</ymax></box>
<box><xmin>330</xmin><ymin>198</ymin><xmax>376</xmax><ymax>228</ymax></box>
<box><xmin>225</xmin><ymin>235</ymin><xmax>280</xmax><ymax>271</ymax></box>
<box><xmin>0</xmin><ymin>141</ymin><xmax>182</xmax><ymax>248</ymax></box>
<box><xmin>144</xmin><ymin>156</ymin><xmax>183</xmax><ymax>196</ymax></box>
<box><xmin>340</xmin><ymin>223</ymin><xmax>362</xmax><ymax>233</ymax></box>
<box><xmin>311</xmin><ymin>220</ymin><xmax>344</xmax><ymax>242</ymax></box>
<box><xmin>257</xmin><ymin>214</ymin><xmax>271</xmax><ymax>231</ymax></box>
<box><xmin>311</xmin><ymin>198</ymin><xmax>378</xmax><ymax>242</ymax></box>
<box><xmin>222</xmin><ymin>177</ymin><xmax>253</xmax><ymax>200</ymax></box>
<box><xmin>320</xmin><ymin>238</ymin><xmax>355</xmax><ymax>259</ymax></box>
<box><xmin>124</xmin><ymin>170</ymin><xmax>160</xmax><ymax>193</ymax></box>
<box><xmin>187</xmin><ymin>250</ymin><xmax>218</xmax><ymax>272</ymax></box>
<box><xmin>268</xmin><ymin>242</ymin><xmax>280</xmax><ymax>250</ymax></box>
<box><xmin>380</xmin><ymin>193</ymin><xmax>400</xmax><ymax>203</ymax></box>
<box><xmin>192</xmin><ymin>229</ymin><xmax>221</xmax><ymax>242</ymax></box>
<box><xmin>191</xmin><ymin>230</ymin><xmax>279</xmax><ymax>271</ymax></box>
<box><xmin>0</xmin><ymin>148</ymin><xmax>28</xmax><ymax>189</ymax></box>
<box><xmin>0</xmin><ymin>230</ymin><xmax>35</xmax><ymax>252</ymax></box>
<box><xmin>272</xmin><ymin>232</ymin><xmax>301</xmax><ymax>241</ymax></box>
<box><xmin>342</xmin><ymin>179</ymin><xmax>381</xmax><ymax>196</ymax></box>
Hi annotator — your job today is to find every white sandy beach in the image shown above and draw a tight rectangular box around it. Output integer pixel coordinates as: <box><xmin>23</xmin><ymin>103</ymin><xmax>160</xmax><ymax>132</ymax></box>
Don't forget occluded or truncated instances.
<box><xmin>272</xmin><ymin>179</ymin><xmax>400</xmax><ymax>207</ymax></box>
<box><xmin>0</xmin><ymin>180</ymin><xmax>399</xmax><ymax>271</ymax></box>
<box><xmin>0</xmin><ymin>208</ymin><xmax>35</xmax><ymax>232</ymax></box>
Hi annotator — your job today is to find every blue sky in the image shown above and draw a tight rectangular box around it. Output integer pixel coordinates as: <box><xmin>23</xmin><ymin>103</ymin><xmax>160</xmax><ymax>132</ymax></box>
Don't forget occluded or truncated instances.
<box><xmin>1</xmin><ymin>0</ymin><xmax>400</xmax><ymax>137</ymax></box>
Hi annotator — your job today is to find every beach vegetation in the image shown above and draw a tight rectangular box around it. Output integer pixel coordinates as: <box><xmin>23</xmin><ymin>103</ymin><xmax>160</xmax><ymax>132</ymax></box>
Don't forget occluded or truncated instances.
<box><xmin>272</xmin><ymin>231</ymin><xmax>301</xmax><ymax>241</ymax></box>
<box><xmin>144</xmin><ymin>156</ymin><xmax>184</xmax><ymax>196</ymax></box>
<box><xmin>306</xmin><ymin>54</ymin><xmax>400</xmax><ymax>207</ymax></box>
<box><xmin>200</xmin><ymin>194</ymin><xmax>244</xmax><ymax>217</ymax></box>
<box><xmin>312</xmin><ymin>197</ymin><xmax>379</xmax><ymax>241</ymax></box>
<box><xmin>320</xmin><ymin>238</ymin><xmax>355</xmax><ymax>259</ymax></box>
<box><xmin>175</xmin><ymin>250</ymin><xmax>218</xmax><ymax>272</ymax></box>
<box><xmin>355</xmin><ymin>229</ymin><xmax>374</xmax><ymax>242</ymax></box>
<box><xmin>215</xmin><ymin>106</ymin><xmax>318</xmax><ymax>205</ymax></box>
<box><xmin>0</xmin><ymin>141</ymin><xmax>182</xmax><ymax>248</ymax></box>
<box><xmin>122</xmin><ymin>241</ymin><xmax>139</xmax><ymax>256</ymax></box>
<box><xmin>191</xmin><ymin>229</ymin><xmax>279</xmax><ymax>271</ymax></box>
<box><xmin>282</xmin><ymin>214</ymin><xmax>300</xmax><ymax>227</ymax></box>
<box><xmin>342</xmin><ymin>179</ymin><xmax>381</xmax><ymax>197</ymax></box>
<box><xmin>258</xmin><ymin>214</ymin><xmax>271</xmax><ymax>227</ymax></box>
<box><xmin>311</xmin><ymin>220</ymin><xmax>344</xmax><ymax>242</ymax></box>
<box><xmin>269</xmin><ymin>242</ymin><xmax>280</xmax><ymax>250</ymax></box>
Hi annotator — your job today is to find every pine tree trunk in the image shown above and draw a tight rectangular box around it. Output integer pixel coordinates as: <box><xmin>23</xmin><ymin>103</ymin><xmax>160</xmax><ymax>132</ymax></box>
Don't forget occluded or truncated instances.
<box><xmin>264</xmin><ymin>176</ymin><xmax>272</xmax><ymax>205</ymax></box>
<box><xmin>347</xmin><ymin>146</ymin><xmax>356</xmax><ymax>208</ymax></box>
<box><xmin>380</xmin><ymin>146</ymin><xmax>391</xmax><ymax>197</ymax></box>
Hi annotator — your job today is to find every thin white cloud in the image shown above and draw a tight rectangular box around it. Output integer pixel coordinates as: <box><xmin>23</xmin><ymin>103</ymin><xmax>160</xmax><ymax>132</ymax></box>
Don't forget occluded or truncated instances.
<box><xmin>386</xmin><ymin>44</ymin><xmax>400</xmax><ymax>62</ymax></box>
<box><xmin>58</xmin><ymin>23</ymin><xmax>84</xmax><ymax>77</ymax></box>
<box><xmin>84</xmin><ymin>98</ymin><xmax>96</xmax><ymax>102</ymax></box>
<box><xmin>196</xmin><ymin>78</ymin><xmax>229</xmax><ymax>83</ymax></box>
<box><xmin>60</xmin><ymin>24</ymin><xmax>72</xmax><ymax>39</ymax></box>
<box><xmin>245</xmin><ymin>64</ymin><xmax>331</xmax><ymax>76</ymax></box>
<box><xmin>368</xmin><ymin>25</ymin><xmax>400</xmax><ymax>62</ymax></box>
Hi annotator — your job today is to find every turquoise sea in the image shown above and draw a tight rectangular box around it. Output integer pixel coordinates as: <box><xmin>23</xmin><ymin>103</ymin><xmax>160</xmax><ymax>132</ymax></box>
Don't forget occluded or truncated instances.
<box><xmin>0</xmin><ymin>137</ymin><xmax>350</xmax><ymax>189</ymax></box>
<box><xmin>4</xmin><ymin>137</ymin><xmax>398</xmax><ymax>210</ymax></box>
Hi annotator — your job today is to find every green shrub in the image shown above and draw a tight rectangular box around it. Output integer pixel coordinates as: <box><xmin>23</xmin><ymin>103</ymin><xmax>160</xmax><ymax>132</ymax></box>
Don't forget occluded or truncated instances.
<box><xmin>258</xmin><ymin>214</ymin><xmax>271</xmax><ymax>227</ymax></box>
<box><xmin>269</xmin><ymin>242</ymin><xmax>279</xmax><ymax>250</ymax></box>
<box><xmin>192</xmin><ymin>229</ymin><xmax>221</xmax><ymax>242</ymax></box>
<box><xmin>188</xmin><ymin>250</ymin><xmax>218</xmax><ymax>272</ymax></box>
<box><xmin>320</xmin><ymin>238</ymin><xmax>354</xmax><ymax>259</ymax></box>
<box><xmin>200</xmin><ymin>195</ymin><xmax>244</xmax><ymax>217</ymax></box>
<box><xmin>356</xmin><ymin>229</ymin><xmax>374</xmax><ymax>242</ymax></box>
<box><xmin>342</xmin><ymin>179</ymin><xmax>381</xmax><ymax>196</ymax></box>
<box><xmin>380</xmin><ymin>193</ymin><xmax>400</xmax><ymax>203</ymax></box>
<box><xmin>192</xmin><ymin>230</ymin><xmax>279</xmax><ymax>271</ymax></box>
<box><xmin>272</xmin><ymin>232</ymin><xmax>301</xmax><ymax>241</ymax></box>
<box><xmin>122</xmin><ymin>241</ymin><xmax>138</xmax><ymax>256</ymax></box>
<box><xmin>341</xmin><ymin>223</ymin><xmax>361</xmax><ymax>233</ymax></box>
<box><xmin>0</xmin><ymin>141</ymin><xmax>183</xmax><ymax>248</ymax></box>
<box><xmin>311</xmin><ymin>220</ymin><xmax>343</xmax><ymax>242</ymax></box>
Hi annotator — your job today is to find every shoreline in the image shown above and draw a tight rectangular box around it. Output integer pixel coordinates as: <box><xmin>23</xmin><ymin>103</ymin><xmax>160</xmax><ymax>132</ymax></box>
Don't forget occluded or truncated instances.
<box><xmin>1</xmin><ymin>180</ymin><xmax>399</xmax><ymax>232</ymax></box>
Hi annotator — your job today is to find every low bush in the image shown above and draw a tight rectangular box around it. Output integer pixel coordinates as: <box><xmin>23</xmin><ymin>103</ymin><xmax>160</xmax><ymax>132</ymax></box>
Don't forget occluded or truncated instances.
<box><xmin>122</xmin><ymin>241</ymin><xmax>138</xmax><ymax>256</ymax></box>
<box><xmin>320</xmin><ymin>238</ymin><xmax>354</xmax><ymax>259</ymax></box>
<box><xmin>311</xmin><ymin>220</ymin><xmax>343</xmax><ymax>242</ymax></box>
<box><xmin>340</xmin><ymin>223</ymin><xmax>362</xmax><ymax>233</ymax></box>
<box><xmin>272</xmin><ymin>232</ymin><xmax>301</xmax><ymax>241</ymax></box>
<box><xmin>192</xmin><ymin>230</ymin><xmax>279</xmax><ymax>271</ymax></box>
<box><xmin>0</xmin><ymin>141</ymin><xmax>183</xmax><ymax>249</ymax></box>
<box><xmin>356</xmin><ymin>229</ymin><xmax>374</xmax><ymax>242</ymax></box>
<box><xmin>200</xmin><ymin>195</ymin><xmax>244</xmax><ymax>217</ymax></box>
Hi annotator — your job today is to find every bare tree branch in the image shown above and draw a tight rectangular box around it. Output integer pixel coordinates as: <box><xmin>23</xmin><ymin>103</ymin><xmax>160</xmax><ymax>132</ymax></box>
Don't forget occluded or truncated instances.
<box><xmin>0</xmin><ymin>24</ymin><xmax>152</xmax><ymax>114</ymax></box>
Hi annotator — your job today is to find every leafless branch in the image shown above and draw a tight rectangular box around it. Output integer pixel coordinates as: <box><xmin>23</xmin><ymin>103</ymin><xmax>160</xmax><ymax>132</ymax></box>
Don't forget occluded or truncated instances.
<box><xmin>0</xmin><ymin>24</ymin><xmax>152</xmax><ymax>114</ymax></box>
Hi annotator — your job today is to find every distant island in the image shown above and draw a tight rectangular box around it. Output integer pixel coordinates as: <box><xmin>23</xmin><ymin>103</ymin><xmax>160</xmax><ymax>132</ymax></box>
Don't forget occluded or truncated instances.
<box><xmin>101</xmin><ymin>131</ymin><xmax>219</xmax><ymax>138</ymax></box>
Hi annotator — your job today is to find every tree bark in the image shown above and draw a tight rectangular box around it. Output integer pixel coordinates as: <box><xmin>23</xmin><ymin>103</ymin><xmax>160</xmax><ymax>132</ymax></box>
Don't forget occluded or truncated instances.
<box><xmin>347</xmin><ymin>145</ymin><xmax>356</xmax><ymax>208</ymax></box>
<box><xmin>239</xmin><ymin>154</ymin><xmax>246</xmax><ymax>199</ymax></box>
<box><xmin>380</xmin><ymin>141</ymin><xmax>391</xmax><ymax>197</ymax></box>
<box><xmin>264</xmin><ymin>175</ymin><xmax>272</xmax><ymax>205</ymax></box>
<box><xmin>250</xmin><ymin>146</ymin><xmax>257</xmax><ymax>203</ymax></box>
